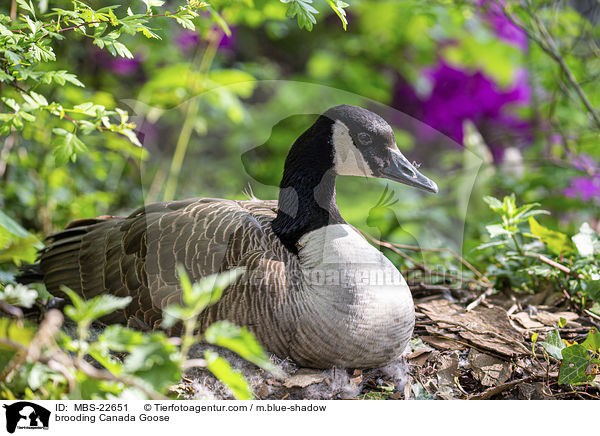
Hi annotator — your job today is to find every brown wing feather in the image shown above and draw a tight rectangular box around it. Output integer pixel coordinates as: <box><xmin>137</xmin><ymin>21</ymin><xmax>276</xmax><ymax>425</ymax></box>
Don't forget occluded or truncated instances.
<box><xmin>40</xmin><ymin>198</ymin><xmax>286</xmax><ymax>330</ymax></box>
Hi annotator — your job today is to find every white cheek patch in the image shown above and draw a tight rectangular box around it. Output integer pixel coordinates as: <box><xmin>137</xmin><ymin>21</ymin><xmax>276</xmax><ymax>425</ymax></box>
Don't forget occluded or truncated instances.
<box><xmin>332</xmin><ymin>120</ymin><xmax>374</xmax><ymax>177</ymax></box>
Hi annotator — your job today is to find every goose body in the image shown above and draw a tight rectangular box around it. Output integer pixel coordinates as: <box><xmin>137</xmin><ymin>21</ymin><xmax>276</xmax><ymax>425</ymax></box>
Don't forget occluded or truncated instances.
<box><xmin>21</xmin><ymin>105</ymin><xmax>437</xmax><ymax>368</ymax></box>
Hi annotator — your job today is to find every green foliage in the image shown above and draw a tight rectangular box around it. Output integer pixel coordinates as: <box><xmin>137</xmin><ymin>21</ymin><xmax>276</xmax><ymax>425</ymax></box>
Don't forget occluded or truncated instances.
<box><xmin>205</xmin><ymin>321</ymin><xmax>285</xmax><ymax>378</ymax></box>
<box><xmin>534</xmin><ymin>324</ymin><xmax>600</xmax><ymax>387</ymax></box>
<box><xmin>62</xmin><ymin>287</ymin><xmax>132</xmax><ymax>327</ymax></box>
<box><xmin>558</xmin><ymin>344</ymin><xmax>597</xmax><ymax>386</ymax></box>
<box><xmin>540</xmin><ymin>327</ymin><xmax>565</xmax><ymax>360</ymax></box>
<box><xmin>281</xmin><ymin>0</ymin><xmax>318</xmax><ymax>31</ymax></box>
<box><xmin>0</xmin><ymin>269</ymin><xmax>279</xmax><ymax>400</ymax></box>
<box><xmin>0</xmin><ymin>210</ymin><xmax>41</xmax><ymax>265</ymax></box>
<box><xmin>528</xmin><ymin>217</ymin><xmax>573</xmax><ymax>256</ymax></box>
<box><xmin>479</xmin><ymin>195</ymin><xmax>600</xmax><ymax>309</ymax></box>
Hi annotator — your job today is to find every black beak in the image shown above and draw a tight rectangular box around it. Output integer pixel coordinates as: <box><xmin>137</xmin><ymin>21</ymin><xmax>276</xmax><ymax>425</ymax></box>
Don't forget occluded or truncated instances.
<box><xmin>380</xmin><ymin>149</ymin><xmax>438</xmax><ymax>193</ymax></box>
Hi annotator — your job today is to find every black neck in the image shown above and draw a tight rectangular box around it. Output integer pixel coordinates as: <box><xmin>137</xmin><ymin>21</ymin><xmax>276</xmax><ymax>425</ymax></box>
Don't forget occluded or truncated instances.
<box><xmin>271</xmin><ymin>116</ymin><xmax>345</xmax><ymax>253</ymax></box>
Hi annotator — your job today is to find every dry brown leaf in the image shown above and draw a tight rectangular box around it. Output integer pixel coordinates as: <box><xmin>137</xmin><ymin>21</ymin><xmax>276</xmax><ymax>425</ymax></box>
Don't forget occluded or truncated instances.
<box><xmin>418</xmin><ymin>299</ymin><xmax>525</xmax><ymax>357</ymax></box>
<box><xmin>421</xmin><ymin>335</ymin><xmax>465</xmax><ymax>351</ymax></box>
<box><xmin>512</xmin><ymin>312</ymin><xmax>545</xmax><ymax>329</ymax></box>
<box><xmin>408</xmin><ymin>351</ymin><xmax>432</xmax><ymax>367</ymax></box>
<box><xmin>468</xmin><ymin>349</ymin><xmax>512</xmax><ymax>387</ymax></box>
<box><xmin>436</xmin><ymin>354</ymin><xmax>459</xmax><ymax>400</ymax></box>
<box><xmin>534</xmin><ymin>311</ymin><xmax>580</xmax><ymax>327</ymax></box>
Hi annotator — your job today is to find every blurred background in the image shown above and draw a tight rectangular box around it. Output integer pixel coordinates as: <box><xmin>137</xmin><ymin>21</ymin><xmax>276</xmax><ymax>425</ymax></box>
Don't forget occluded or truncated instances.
<box><xmin>1</xmin><ymin>0</ymin><xmax>599</xmax><ymax>274</ymax></box>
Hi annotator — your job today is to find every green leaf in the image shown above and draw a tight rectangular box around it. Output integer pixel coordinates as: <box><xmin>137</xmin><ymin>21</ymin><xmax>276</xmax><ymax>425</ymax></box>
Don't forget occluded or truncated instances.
<box><xmin>282</xmin><ymin>0</ymin><xmax>318</xmax><ymax>31</ymax></box>
<box><xmin>0</xmin><ymin>209</ymin><xmax>31</xmax><ymax>241</ymax></box>
<box><xmin>179</xmin><ymin>267</ymin><xmax>244</xmax><ymax>314</ymax></box>
<box><xmin>0</xmin><ymin>317</ymin><xmax>36</xmax><ymax>370</ymax></box>
<box><xmin>123</xmin><ymin>333</ymin><xmax>180</xmax><ymax>393</ymax></box>
<box><xmin>502</xmin><ymin>194</ymin><xmax>517</xmax><ymax>216</ymax></box>
<box><xmin>582</xmin><ymin>328</ymin><xmax>600</xmax><ymax>352</ymax></box>
<box><xmin>142</xmin><ymin>0</ymin><xmax>165</xmax><ymax>13</ymax></box>
<box><xmin>572</xmin><ymin>223</ymin><xmax>600</xmax><ymax>257</ymax></box>
<box><xmin>62</xmin><ymin>286</ymin><xmax>132</xmax><ymax>325</ymax></box>
<box><xmin>540</xmin><ymin>327</ymin><xmax>566</xmax><ymax>360</ymax></box>
<box><xmin>204</xmin><ymin>321</ymin><xmax>284</xmax><ymax>378</ymax></box>
<box><xmin>204</xmin><ymin>350</ymin><xmax>253</xmax><ymax>400</ymax></box>
<box><xmin>528</xmin><ymin>217</ymin><xmax>573</xmax><ymax>255</ymax></box>
<box><xmin>99</xmin><ymin>325</ymin><xmax>146</xmax><ymax>352</ymax></box>
<box><xmin>0</xmin><ymin>209</ymin><xmax>41</xmax><ymax>264</ymax></box>
<box><xmin>16</xmin><ymin>0</ymin><xmax>35</xmax><ymax>17</ymax></box>
<box><xmin>325</xmin><ymin>0</ymin><xmax>349</xmax><ymax>30</ymax></box>
<box><xmin>52</xmin><ymin>129</ymin><xmax>88</xmax><ymax>164</ymax></box>
<box><xmin>485</xmin><ymin>224</ymin><xmax>510</xmax><ymax>238</ymax></box>
<box><xmin>558</xmin><ymin>317</ymin><xmax>567</xmax><ymax>328</ymax></box>
<box><xmin>483</xmin><ymin>194</ymin><xmax>505</xmax><ymax>213</ymax></box>
<box><xmin>559</xmin><ymin>345</ymin><xmax>594</xmax><ymax>385</ymax></box>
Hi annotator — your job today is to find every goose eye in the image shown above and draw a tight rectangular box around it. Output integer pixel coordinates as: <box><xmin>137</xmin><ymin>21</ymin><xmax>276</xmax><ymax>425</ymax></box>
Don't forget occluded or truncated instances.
<box><xmin>357</xmin><ymin>132</ymin><xmax>372</xmax><ymax>145</ymax></box>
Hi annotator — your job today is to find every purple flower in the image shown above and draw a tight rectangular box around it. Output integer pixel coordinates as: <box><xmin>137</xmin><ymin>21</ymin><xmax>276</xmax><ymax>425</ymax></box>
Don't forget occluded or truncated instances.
<box><xmin>477</xmin><ymin>0</ymin><xmax>528</xmax><ymax>51</ymax></box>
<box><xmin>392</xmin><ymin>62</ymin><xmax>532</xmax><ymax>161</ymax></box>
<box><xmin>563</xmin><ymin>176</ymin><xmax>600</xmax><ymax>201</ymax></box>
<box><xmin>94</xmin><ymin>49</ymin><xmax>142</xmax><ymax>75</ymax></box>
<box><xmin>571</xmin><ymin>153</ymin><xmax>598</xmax><ymax>174</ymax></box>
<box><xmin>217</xmin><ymin>27</ymin><xmax>236</xmax><ymax>51</ymax></box>
<box><xmin>109</xmin><ymin>58</ymin><xmax>141</xmax><ymax>75</ymax></box>
<box><xmin>176</xmin><ymin>30</ymin><xmax>199</xmax><ymax>52</ymax></box>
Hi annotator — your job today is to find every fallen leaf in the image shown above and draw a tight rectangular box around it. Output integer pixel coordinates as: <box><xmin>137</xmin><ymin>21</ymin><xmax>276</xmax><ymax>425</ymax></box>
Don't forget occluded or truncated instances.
<box><xmin>408</xmin><ymin>351</ymin><xmax>432</xmax><ymax>367</ymax></box>
<box><xmin>436</xmin><ymin>354</ymin><xmax>459</xmax><ymax>400</ymax></box>
<box><xmin>512</xmin><ymin>312</ymin><xmax>545</xmax><ymax>329</ymax></box>
<box><xmin>421</xmin><ymin>335</ymin><xmax>465</xmax><ymax>351</ymax></box>
<box><xmin>418</xmin><ymin>299</ymin><xmax>525</xmax><ymax>356</ymax></box>
<box><xmin>468</xmin><ymin>349</ymin><xmax>512</xmax><ymax>387</ymax></box>
<box><xmin>534</xmin><ymin>311</ymin><xmax>580</xmax><ymax>328</ymax></box>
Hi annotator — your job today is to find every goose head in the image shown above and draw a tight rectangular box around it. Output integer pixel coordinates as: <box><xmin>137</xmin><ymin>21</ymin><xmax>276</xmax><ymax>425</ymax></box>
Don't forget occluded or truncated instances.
<box><xmin>325</xmin><ymin>104</ymin><xmax>438</xmax><ymax>193</ymax></box>
<box><xmin>274</xmin><ymin>105</ymin><xmax>438</xmax><ymax>253</ymax></box>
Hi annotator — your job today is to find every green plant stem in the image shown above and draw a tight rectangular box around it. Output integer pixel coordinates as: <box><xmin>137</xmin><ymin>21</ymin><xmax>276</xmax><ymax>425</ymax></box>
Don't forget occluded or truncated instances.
<box><xmin>511</xmin><ymin>233</ymin><xmax>524</xmax><ymax>257</ymax></box>
<box><xmin>162</xmin><ymin>29</ymin><xmax>221</xmax><ymax>201</ymax></box>
<box><xmin>180</xmin><ymin>317</ymin><xmax>198</xmax><ymax>358</ymax></box>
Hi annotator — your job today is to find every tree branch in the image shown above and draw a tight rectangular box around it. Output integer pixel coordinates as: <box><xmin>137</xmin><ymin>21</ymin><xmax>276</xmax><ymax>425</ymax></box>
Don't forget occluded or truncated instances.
<box><xmin>494</xmin><ymin>0</ymin><xmax>600</xmax><ymax>130</ymax></box>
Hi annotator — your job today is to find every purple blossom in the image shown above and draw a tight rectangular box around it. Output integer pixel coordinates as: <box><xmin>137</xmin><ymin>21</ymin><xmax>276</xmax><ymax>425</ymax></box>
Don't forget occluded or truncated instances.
<box><xmin>217</xmin><ymin>27</ymin><xmax>236</xmax><ymax>51</ymax></box>
<box><xmin>109</xmin><ymin>58</ymin><xmax>141</xmax><ymax>75</ymax></box>
<box><xmin>563</xmin><ymin>176</ymin><xmax>600</xmax><ymax>201</ymax></box>
<box><xmin>176</xmin><ymin>30</ymin><xmax>199</xmax><ymax>52</ymax></box>
<box><xmin>571</xmin><ymin>153</ymin><xmax>598</xmax><ymax>174</ymax></box>
<box><xmin>477</xmin><ymin>0</ymin><xmax>528</xmax><ymax>51</ymax></box>
<box><xmin>392</xmin><ymin>62</ymin><xmax>532</xmax><ymax>161</ymax></box>
<box><xmin>175</xmin><ymin>28</ymin><xmax>236</xmax><ymax>53</ymax></box>
<box><xmin>94</xmin><ymin>49</ymin><xmax>142</xmax><ymax>75</ymax></box>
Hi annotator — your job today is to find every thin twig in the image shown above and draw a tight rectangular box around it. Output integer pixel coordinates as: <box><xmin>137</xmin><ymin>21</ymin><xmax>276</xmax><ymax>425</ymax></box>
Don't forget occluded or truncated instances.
<box><xmin>524</xmin><ymin>251</ymin><xmax>585</xmax><ymax>279</ymax></box>
<box><xmin>466</xmin><ymin>287</ymin><xmax>496</xmax><ymax>312</ymax></box>
<box><xmin>467</xmin><ymin>375</ymin><xmax>536</xmax><ymax>400</ymax></box>
<box><xmin>495</xmin><ymin>0</ymin><xmax>600</xmax><ymax>130</ymax></box>
<box><xmin>363</xmin><ymin>232</ymin><xmax>492</xmax><ymax>289</ymax></box>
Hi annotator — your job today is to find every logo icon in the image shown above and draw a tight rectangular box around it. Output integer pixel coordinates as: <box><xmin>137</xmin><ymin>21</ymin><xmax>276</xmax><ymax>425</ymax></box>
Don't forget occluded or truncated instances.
<box><xmin>2</xmin><ymin>402</ymin><xmax>50</xmax><ymax>433</ymax></box>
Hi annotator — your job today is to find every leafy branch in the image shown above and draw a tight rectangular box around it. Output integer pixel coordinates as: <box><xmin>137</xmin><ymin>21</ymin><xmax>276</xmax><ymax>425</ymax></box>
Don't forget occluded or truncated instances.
<box><xmin>494</xmin><ymin>0</ymin><xmax>600</xmax><ymax>131</ymax></box>
<box><xmin>281</xmin><ymin>0</ymin><xmax>349</xmax><ymax>31</ymax></box>
<box><xmin>0</xmin><ymin>0</ymin><xmax>203</xmax><ymax>163</ymax></box>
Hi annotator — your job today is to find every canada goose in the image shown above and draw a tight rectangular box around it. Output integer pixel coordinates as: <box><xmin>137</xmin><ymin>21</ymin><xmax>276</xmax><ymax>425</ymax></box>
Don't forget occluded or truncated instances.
<box><xmin>19</xmin><ymin>105</ymin><xmax>438</xmax><ymax>368</ymax></box>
